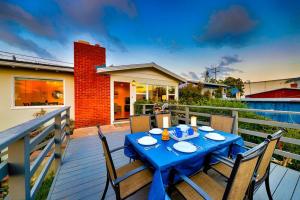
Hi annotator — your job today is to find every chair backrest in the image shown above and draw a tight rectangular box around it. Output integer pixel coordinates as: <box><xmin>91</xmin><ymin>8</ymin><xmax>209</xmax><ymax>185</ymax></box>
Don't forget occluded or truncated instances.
<box><xmin>256</xmin><ymin>130</ymin><xmax>283</xmax><ymax>181</ymax></box>
<box><xmin>130</xmin><ymin>115</ymin><xmax>151</xmax><ymax>133</ymax></box>
<box><xmin>210</xmin><ymin>115</ymin><xmax>235</xmax><ymax>133</ymax></box>
<box><xmin>223</xmin><ymin>140</ymin><xmax>268</xmax><ymax>200</ymax></box>
<box><xmin>97</xmin><ymin>126</ymin><xmax>117</xmax><ymax>181</ymax></box>
<box><xmin>155</xmin><ymin>113</ymin><xmax>171</xmax><ymax>128</ymax></box>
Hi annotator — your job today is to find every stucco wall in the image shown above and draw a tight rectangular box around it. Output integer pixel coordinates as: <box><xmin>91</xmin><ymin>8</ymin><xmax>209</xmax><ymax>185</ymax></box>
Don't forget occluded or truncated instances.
<box><xmin>0</xmin><ymin>67</ymin><xmax>74</xmax><ymax>131</ymax></box>
<box><xmin>244</xmin><ymin>79</ymin><xmax>300</xmax><ymax>96</ymax></box>
<box><xmin>109</xmin><ymin>68</ymin><xmax>179</xmax><ymax>124</ymax></box>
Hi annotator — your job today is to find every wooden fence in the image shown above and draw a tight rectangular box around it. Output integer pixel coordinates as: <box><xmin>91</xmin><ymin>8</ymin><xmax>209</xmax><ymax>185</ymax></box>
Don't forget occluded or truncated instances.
<box><xmin>0</xmin><ymin>106</ymin><xmax>70</xmax><ymax>199</ymax></box>
<box><xmin>137</xmin><ymin>104</ymin><xmax>300</xmax><ymax>162</ymax></box>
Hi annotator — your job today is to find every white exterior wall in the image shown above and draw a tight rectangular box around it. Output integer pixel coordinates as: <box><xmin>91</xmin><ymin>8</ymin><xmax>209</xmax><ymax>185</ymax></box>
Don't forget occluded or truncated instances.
<box><xmin>0</xmin><ymin>68</ymin><xmax>74</xmax><ymax>131</ymax></box>
<box><xmin>109</xmin><ymin>68</ymin><xmax>179</xmax><ymax>124</ymax></box>
<box><xmin>244</xmin><ymin>79</ymin><xmax>300</xmax><ymax>97</ymax></box>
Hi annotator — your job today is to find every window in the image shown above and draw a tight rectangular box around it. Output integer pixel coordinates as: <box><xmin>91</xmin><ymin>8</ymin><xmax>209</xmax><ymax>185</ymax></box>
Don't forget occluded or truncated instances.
<box><xmin>168</xmin><ymin>86</ymin><xmax>176</xmax><ymax>100</ymax></box>
<box><xmin>14</xmin><ymin>77</ymin><xmax>64</xmax><ymax>107</ymax></box>
<box><xmin>136</xmin><ymin>83</ymin><xmax>147</xmax><ymax>100</ymax></box>
<box><xmin>148</xmin><ymin>85</ymin><xmax>167</xmax><ymax>102</ymax></box>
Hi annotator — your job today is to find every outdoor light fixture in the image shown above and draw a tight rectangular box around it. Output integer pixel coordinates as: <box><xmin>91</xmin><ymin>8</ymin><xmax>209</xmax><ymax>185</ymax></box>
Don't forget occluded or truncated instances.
<box><xmin>131</xmin><ymin>80</ymin><xmax>136</xmax><ymax>86</ymax></box>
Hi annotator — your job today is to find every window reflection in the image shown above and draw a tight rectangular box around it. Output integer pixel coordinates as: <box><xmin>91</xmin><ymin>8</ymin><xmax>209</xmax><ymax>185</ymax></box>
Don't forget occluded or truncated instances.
<box><xmin>14</xmin><ymin>78</ymin><xmax>64</xmax><ymax>107</ymax></box>
<box><xmin>148</xmin><ymin>85</ymin><xmax>167</xmax><ymax>102</ymax></box>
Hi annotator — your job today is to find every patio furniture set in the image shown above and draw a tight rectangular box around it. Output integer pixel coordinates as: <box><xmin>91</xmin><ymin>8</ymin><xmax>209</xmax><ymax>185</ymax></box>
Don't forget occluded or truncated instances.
<box><xmin>98</xmin><ymin>113</ymin><xmax>283</xmax><ymax>200</ymax></box>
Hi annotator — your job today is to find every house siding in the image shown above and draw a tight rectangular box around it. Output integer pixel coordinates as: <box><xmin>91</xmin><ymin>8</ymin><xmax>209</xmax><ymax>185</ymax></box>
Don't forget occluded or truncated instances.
<box><xmin>74</xmin><ymin>42</ymin><xmax>110</xmax><ymax>128</ymax></box>
<box><xmin>0</xmin><ymin>68</ymin><xmax>74</xmax><ymax>131</ymax></box>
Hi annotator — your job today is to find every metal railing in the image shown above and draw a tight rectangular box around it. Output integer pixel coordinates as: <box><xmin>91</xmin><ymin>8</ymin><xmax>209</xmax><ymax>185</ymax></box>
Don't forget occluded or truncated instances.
<box><xmin>0</xmin><ymin>106</ymin><xmax>71</xmax><ymax>199</ymax></box>
<box><xmin>137</xmin><ymin>104</ymin><xmax>300</xmax><ymax>162</ymax></box>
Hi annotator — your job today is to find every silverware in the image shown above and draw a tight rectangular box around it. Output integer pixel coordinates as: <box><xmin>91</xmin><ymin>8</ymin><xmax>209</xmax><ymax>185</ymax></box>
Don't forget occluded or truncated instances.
<box><xmin>145</xmin><ymin>144</ymin><xmax>160</xmax><ymax>150</ymax></box>
<box><xmin>166</xmin><ymin>146</ymin><xmax>179</xmax><ymax>156</ymax></box>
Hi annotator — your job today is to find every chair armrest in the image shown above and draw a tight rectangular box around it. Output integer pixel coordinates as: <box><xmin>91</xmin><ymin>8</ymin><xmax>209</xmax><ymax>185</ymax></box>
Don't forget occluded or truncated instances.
<box><xmin>232</xmin><ymin>143</ymin><xmax>251</xmax><ymax>151</ymax></box>
<box><xmin>112</xmin><ymin>165</ymin><xmax>148</xmax><ymax>186</ymax></box>
<box><xmin>211</xmin><ymin>153</ymin><xmax>234</xmax><ymax>168</ymax></box>
<box><xmin>110</xmin><ymin>146</ymin><xmax>126</xmax><ymax>153</ymax></box>
<box><xmin>178</xmin><ymin>173</ymin><xmax>212</xmax><ymax>200</ymax></box>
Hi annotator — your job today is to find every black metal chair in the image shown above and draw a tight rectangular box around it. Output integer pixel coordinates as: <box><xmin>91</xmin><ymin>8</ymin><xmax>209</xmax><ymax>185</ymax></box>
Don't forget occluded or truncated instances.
<box><xmin>169</xmin><ymin>139</ymin><xmax>268</xmax><ymax>200</ymax></box>
<box><xmin>208</xmin><ymin>130</ymin><xmax>284</xmax><ymax>200</ymax></box>
<box><xmin>98</xmin><ymin>126</ymin><xmax>153</xmax><ymax>200</ymax></box>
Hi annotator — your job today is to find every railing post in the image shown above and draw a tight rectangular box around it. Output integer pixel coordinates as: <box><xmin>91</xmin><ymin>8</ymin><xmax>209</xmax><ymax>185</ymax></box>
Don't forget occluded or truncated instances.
<box><xmin>8</xmin><ymin>135</ymin><xmax>31</xmax><ymax>199</ymax></box>
<box><xmin>66</xmin><ymin>108</ymin><xmax>71</xmax><ymax>141</ymax></box>
<box><xmin>142</xmin><ymin>105</ymin><xmax>146</xmax><ymax>114</ymax></box>
<box><xmin>185</xmin><ymin>106</ymin><xmax>189</xmax><ymax>124</ymax></box>
<box><xmin>232</xmin><ymin>110</ymin><xmax>239</xmax><ymax>134</ymax></box>
<box><xmin>54</xmin><ymin>113</ymin><xmax>62</xmax><ymax>170</ymax></box>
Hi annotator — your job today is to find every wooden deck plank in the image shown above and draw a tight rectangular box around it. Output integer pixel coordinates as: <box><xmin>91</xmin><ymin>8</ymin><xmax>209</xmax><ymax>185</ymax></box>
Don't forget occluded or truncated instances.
<box><xmin>291</xmin><ymin>175</ymin><xmax>300</xmax><ymax>200</ymax></box>
<box><xmin>48</xmin><ymin>131</ymin><xmax>300</xmax><ymax>200</ymax></box>
<box><xmin>273</xmin><ymin>168</ymin><xmax>300</xmax><ymax>200</ymax></box>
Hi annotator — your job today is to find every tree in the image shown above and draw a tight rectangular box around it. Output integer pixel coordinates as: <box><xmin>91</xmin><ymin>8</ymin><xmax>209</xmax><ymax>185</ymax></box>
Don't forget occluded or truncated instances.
<box><xmin>222</xmin><ymin>77</ymin><xmax>245</xmax><ymax>97</ymax></box>
<box><xmin>179</xmin><ymin>83</ymin><xmax>205</xmax><ymax>103</ymax></box>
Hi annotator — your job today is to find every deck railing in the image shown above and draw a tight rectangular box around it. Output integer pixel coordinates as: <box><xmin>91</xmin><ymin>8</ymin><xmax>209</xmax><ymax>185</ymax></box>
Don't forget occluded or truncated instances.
<box><xmin>137</xmin><ymin>104</ymin><xmax>300</xmax><ymax>163</ymax></box>
<box><xmin>0</xmin><ymin>106</ymin><xmax>70</xmax><ymax>199</ymax></box>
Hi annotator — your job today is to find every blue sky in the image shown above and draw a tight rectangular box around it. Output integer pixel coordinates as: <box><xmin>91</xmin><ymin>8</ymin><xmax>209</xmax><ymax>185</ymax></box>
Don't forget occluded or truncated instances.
<box><xmin>0</xmin><ymin>0</ymin><xmax>299</xmax><ymax>81</ymax></box>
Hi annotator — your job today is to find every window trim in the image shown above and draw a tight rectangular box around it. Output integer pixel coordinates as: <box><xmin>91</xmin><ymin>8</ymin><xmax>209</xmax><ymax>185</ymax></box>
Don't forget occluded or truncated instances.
<box><xmin>11</xmin><ymin>76</ymin><xmax>66</xmax><ymax>110</ymax></box>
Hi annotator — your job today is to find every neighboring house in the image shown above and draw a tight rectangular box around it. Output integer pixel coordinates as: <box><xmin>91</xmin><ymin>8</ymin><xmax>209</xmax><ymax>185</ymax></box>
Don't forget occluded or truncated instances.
<box><xmin>0</xmin><ymin>41</ymin><xmax>185</xmax><ymax>131</ymax></box>
<box><xmin>244</xmin><ymin>77</ymin><xmax>300</xmax><ymax>97</ymax></box>
<box><xmin>180</xmin><ymin>80</ymin><xmax>228</xmax><ymax>97</ymax></box>
<box><xmin>246</xmin><ymin>88</ymin><xmax>300</xmax><ymax>98</ymax></box>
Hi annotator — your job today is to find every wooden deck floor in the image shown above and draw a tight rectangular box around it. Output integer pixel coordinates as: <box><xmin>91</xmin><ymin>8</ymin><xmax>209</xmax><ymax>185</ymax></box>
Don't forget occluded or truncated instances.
<box><xmin>47</xmin><ymin>131</ymin><xmax>300</xmax><ymax>200</ymax></box>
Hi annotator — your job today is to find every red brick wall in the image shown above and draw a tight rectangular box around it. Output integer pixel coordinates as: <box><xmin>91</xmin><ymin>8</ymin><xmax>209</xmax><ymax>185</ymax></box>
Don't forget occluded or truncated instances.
<box><xmin>74</xmin><ymin>41</ymin><xmax>110</xmax><ymax>128</ymax></box>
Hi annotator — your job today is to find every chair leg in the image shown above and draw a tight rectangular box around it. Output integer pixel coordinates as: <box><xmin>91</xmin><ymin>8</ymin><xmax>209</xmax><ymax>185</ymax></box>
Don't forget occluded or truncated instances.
<box><xmin>101</xmin><ymin>172</ymin><xmax>109</xmax><ymax>200</ymax></box>
<box><xmin>265</xmin><ymin>175</ymin><xmax>273</xmax><ymax>200</ymax></box>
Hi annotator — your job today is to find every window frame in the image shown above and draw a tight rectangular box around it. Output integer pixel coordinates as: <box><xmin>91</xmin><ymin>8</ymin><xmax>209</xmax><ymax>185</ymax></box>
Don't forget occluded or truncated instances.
<box><xmin>135</xmin><ymin>83</ymin><xmax>177</xmax><ymax>102</ymax></box>
<box><xmin>11</xmin><ymin>76</ymin><xmax>66</xmax><ymax>109</ymax></box>
<box><xmin>135</xmin><ymin>83</ymin><xmax>147</xmax><ymax>101</ymax></box>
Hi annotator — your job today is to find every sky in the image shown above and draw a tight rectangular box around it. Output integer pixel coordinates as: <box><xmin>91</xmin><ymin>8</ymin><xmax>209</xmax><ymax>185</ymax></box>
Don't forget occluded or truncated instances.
<box><xmin>0</xmin><ymin>0</ymin><xmax>300</xmax><ymax>82</ymax></box>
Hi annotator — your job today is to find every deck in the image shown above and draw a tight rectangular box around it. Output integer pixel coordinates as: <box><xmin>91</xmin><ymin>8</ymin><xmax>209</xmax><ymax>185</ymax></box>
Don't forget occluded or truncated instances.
<box><xmin>47</xmin><ymin>131</ymin><xmax>300</xmax><ymax>200</ymax></box>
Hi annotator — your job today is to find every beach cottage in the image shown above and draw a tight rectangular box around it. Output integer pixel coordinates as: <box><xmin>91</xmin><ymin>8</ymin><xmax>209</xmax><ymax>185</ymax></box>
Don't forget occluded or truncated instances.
<box><xmin>0</xmin><ymin>41</ymin><xmax>185</xmax><ymax>130</ymax></box>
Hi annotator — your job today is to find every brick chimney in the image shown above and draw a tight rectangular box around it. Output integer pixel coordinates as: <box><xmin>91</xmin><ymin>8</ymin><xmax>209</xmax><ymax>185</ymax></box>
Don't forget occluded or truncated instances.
<box><xmin>74</xmin><ymin>41</ymin><xmax>110</xmax><ymax>128</ymax></box>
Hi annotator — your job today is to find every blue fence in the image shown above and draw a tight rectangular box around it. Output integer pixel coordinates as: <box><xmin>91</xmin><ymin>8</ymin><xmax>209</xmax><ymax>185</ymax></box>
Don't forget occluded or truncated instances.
<box><xmin>246</xmin><ymin>101</ymin><xmax>300</xmax><ymax>123</ymax></box>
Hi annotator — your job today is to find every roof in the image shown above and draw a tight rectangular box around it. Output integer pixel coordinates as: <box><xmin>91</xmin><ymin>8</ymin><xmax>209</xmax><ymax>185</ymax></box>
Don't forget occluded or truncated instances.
<box><xmin>0</xmin><ymin>58</ymin><xmax>74</xmax><ymax>73</ymax></box>
<box><xmin>186</xmin><ymin>80</ymin><xmax>228</xmax><ymax>87</ymax></box>
<box><xmin>244</xmin><ymin>77</ymin><xmax>300</xmax><ymax>84</ymax></box>
<box><xmin>246</xmin><ymin>88</ymin><xmax>300</xmax><ymax>98</ymax></box>
<box><xmin>96</xmin><ymin>62</ymin><xmax>186</xmax><ymax>82</ymax></box>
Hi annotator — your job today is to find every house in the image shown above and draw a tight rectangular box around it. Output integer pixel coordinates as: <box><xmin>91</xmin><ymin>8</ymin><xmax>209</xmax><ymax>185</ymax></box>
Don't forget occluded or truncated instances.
<box><xmin>244</xmin><ymin>77</ymin><xmax>300</xmax><ymax>97</ymax></box>
<box><xmin>246</xmin><ymin>88</ymin><xmax>300</xmax><ymax>98</ymax></box>
<box><xmin>0</xmin><ymin>41</ymin><xmax>185</xmax><ymax>131</ymax></box>
<box><xmin>180</xmin><ymin>80</ymin><xmax>228</xmax><ymax>97</ymax></box>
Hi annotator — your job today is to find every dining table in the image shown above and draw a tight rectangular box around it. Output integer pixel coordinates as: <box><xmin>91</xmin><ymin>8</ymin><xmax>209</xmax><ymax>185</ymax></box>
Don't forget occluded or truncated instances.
<box><xmin>124</xmin><ymin>126</ymin><xmax>245</xmax><ymax>200</ymax></box>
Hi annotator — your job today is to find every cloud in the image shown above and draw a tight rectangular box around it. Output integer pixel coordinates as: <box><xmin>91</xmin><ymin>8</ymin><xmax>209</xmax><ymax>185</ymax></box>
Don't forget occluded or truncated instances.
<box><xmin>181</xmin><ymin>71</ymin><xmax>201</xmax><ymax>81</ymax></box>
<box><xmin>151</xmin><ymin>37</ymin><xmax>183</xmax><ymax>53</ymax></box>
<box><xmin>195</xmin><ymin>5</ymin><xmax>257</xmax><ymax>47</ymax></box>
<box><xmin>206</xmin><ymin>54</ymin><xmax>243</xmax><ymax>79</ymax></box>
<box><xmin>0</xmin><ymin>0</ymin><xmax>137</xmax><ymax>57</ymax></box>
<box><xmin>0</xmin><ymin>27</ymin><xmax>54</xmax><ymax>58</ymax></box>
<box><xmin>217</xmin><ymin>54</ymin><xmax>242</xmax><ymax>67</ymax></box>
<box><xmin>56</xmin><ymin>0</ymin><xmax>137</xmax><ymax>52</ymax></box>
<box><xmin>0</xmin><ymin>2</ymin><xmax>55</xmax><ymax>38</ymax></box>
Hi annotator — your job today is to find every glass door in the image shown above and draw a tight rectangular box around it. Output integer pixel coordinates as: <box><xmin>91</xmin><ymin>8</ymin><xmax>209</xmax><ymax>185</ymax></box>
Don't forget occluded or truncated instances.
<box><xmin>114</xmin><ymin>82</ymin><xmax>130</xmax><ymax>121</ymax></box>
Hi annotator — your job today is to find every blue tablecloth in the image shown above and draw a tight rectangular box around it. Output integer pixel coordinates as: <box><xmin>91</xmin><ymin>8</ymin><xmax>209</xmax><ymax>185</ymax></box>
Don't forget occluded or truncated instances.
<box><xmin>124</xmin><ymin>129</ymin><xmax>244</xmax><ymax>200</ymax></box>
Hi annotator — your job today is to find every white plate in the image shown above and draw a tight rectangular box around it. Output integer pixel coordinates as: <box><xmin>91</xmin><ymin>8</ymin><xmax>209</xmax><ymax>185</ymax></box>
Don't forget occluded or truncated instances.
<box><xmin>149</xmin><ymin>128</ymin><xmax>163</xmax><ymax>134</ymax></box>
<box><xmin>176</xmin><ymin>124</ymin><xmax>189</xmax><ymax>132</ymax></box>
<box><xmin>199</xmin><ymin>126</ymin><xmax>214</xmax><ymax>132</ymax></box>
<box><xmin>173</xmin><ymin>141</ymin><xmax>197</xmax><ymax>153</ymax></box>
<box><xmin>137</xmin><ymin>136</ymin><xmax>157</xmax><ymax>146</ymax></box>
<box><xmin>205</xmin><ymin>133</ymin><xmax>226</xmax><ymax>141</ymax></box>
